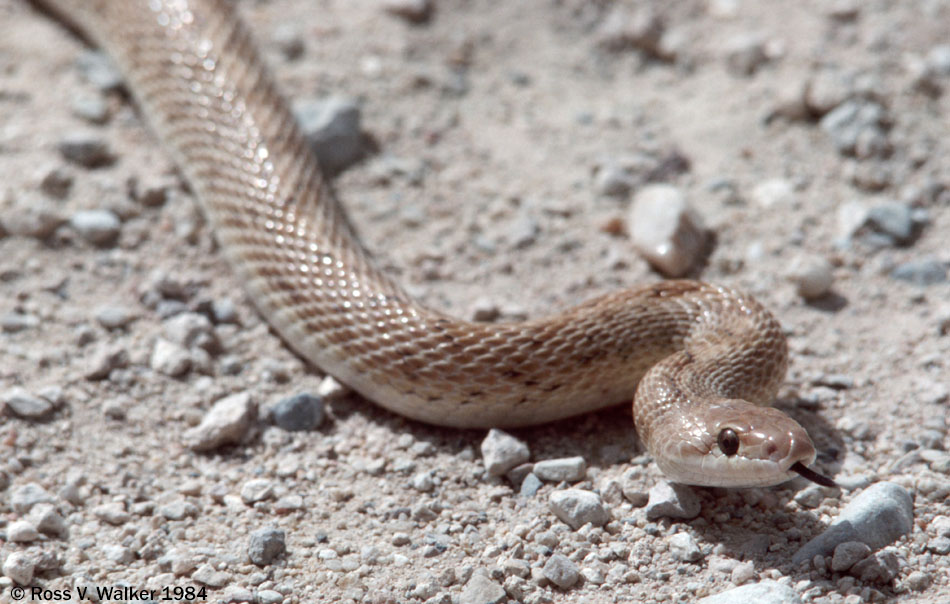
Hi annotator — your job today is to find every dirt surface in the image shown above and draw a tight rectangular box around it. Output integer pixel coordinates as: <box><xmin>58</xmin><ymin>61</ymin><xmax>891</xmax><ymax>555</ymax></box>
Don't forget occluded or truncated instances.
<box><xmin>1</xmin><ymin>0</ymin><xmax>949</xmax><ymax>602</ymax></box>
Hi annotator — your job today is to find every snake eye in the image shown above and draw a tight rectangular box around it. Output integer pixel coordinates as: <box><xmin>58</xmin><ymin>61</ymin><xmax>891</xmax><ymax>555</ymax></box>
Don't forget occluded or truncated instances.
<box><xmin>718</xmin><ymin>428</ymin><xmax>740</xmax><ymax>456</ymax></box>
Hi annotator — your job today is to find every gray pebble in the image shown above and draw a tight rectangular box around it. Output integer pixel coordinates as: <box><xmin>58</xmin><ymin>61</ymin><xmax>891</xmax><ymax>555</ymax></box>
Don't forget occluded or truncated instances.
<box><xmin>150</xmin><ymin>338</ymin><xmax>192</xmax><ymax>377</ymax></box>
<box><xmin>93</xmin><ymin>502</ymin><xmax>130</xmax><ymax>525</ymax></box>
<box><xmin>481</xmin><ymin>429</ymin><xmax>530</xmax><ymax>476</ymax></box>
<box><xmin>10</xmin><ymin>482</ymin><xmax>54</xmax><ymax>514</ymax></box>
<box><xmin>58</xmin><ymin>133</ymin><xmax>114</xmax><ymax>168</ymax></box>
<box><xmin>594</xmin><ymin>163</ymin><xmax>637</xmax><ymax>198</ymax></box>
<box><xmin>95</xmin><ymin>305</ymin><xmax>135</xmax><ymax>329</ymax></box>
<box><xmin>248</xmin><ymin>527</ymin><xmax>286</xmax><ymax>566</ymax></box>
<box><xmin>932</xmin><ymin>515</ymin><xmax>950</xmax><ymax>537</ymax></box>
<box><xmin>183</xmin><ymin>391</ymin><xmax>257</xmax><ymax>451</ymax></box>
<box><xmin>630</xmin><ymin>184</ymin><xmax>707</xmax><ymax>277</ymax></box>
<box><xmin>830</xmin><ymin>541</ymin><xmax>871</xmax><ymax>572</ymax></box>
<box><xmin>929</xmin><ymin>535</ymin><xmax>950</xmax><ymax>554</ymax></box>
<box><xmin>271</xmin><ymin>24</ymin><xmax>305</xmax><ymax>60</ymax></box>
<box><xmin>1</xmin><ymin>312</ymin><xmax>39</xmax><ymax>333</ymax></box>
<box><xmin>786</xmin><ymin>255</ymin><xmax>834</xmax><ymax>300</ymax></box>
<box><xmin>411</xmin><ymin>471</ymin><xmax>435</xmax><ymax>492</ymax></box>
<box><xmin>159</xmin><ymin>500</ymin><xmax>199</xmax><ymax>520</ymax></box>
<box><xmin>698</xmin><ymin>581</ymin><xmax>802</xmax><ymax>604</ymax></box>
<box><xmin>241</xmin><ymin>479</ymin><xmax>275</xmax><ymax>504</ymax></box>
<box><xmin>164</xmin><ymin>312</ymin><xmax>219</xmax><ymax>352</ymax></box>
<box><xmin>258</xmin><ymin>590</ymin><xmax>284</xmax><ymax>604</ymax></box>
<box><xmin>71</xmin><ymin>93</ymin><xmax>109</xmax><ymax>124</ymax></box>
<box><xmin>293</xmin><ymin>96</ymin><xmax>363</xmax><ymax>174</ymax></box>
<box><xmin>102</xmin><ymin>544</ymin><xmax>134</xmax><ymax>564</ymax></box>
<box><xmin>793</xmin><ymin>485</ymin><xmax>828</xmax><ymax>509</ymax></box>
<box><xmin>505</xmin><ymin>462</ymin><xmax>534</xmax><ymax>488</ymax></box>
<box><xmin>507</xmin><ymin>214</ymin><xmax>539</xmax><ymax>249</ymax></box>
<box><xmin>669</xmin><ymin>532</ymin><xmax>703</xmax><ymax>562</ymax></box>
<box><xmin>0</xmin><ymin>195</ymin><xmax>65</xmax><ymax>239</ymax></box>
<box><xmin>382</xmin><ymin>0</ymin><xmax>432</xmax><ymax>23</ymax></box>
<box><xmin>645</xmin><ymin>481</ymin><xmax>701</xmax><ymax>520</ymax></box>
<box><xmin>533</xmin><ymin>456</ymin><xmax>587</xmax><ymax>482</ymax></box>
<box><xmin>270</xmin><ymin>393</ymin><xmax>324</xmax><ymax>432</ymax></box>
<box><xmin>459</xmin><ymin>569</ymin><xmax>505</xmax><ymax>604</ymax></box>
<box><xmin>2</xmin><ymin>387</ymin><xmax>55</xmax><ymax>419</ymax></box>
<box><xmin>850</xmin><ymin>548</ymin><xmax>900</xmax><ymax>583</ymax></box>
<box><xmin>40</xmin><ymin>166</ymin><xmax>73</xmax><ymax>199</ymax></box>
<box><xmin>549</xmin><ymin>488</ymin><xmax>609</xmax><ymax>529</ymax></box>
<box><xmin>85</xmin><ymin>347</ymin><xmax>129</xmax><ymax>380</ymax></box>
<box><xmin>904</xmin><ymin>570</ymin><xmax>931</xmax><ymax>591</ymax></box>
<box><xmin>792</xmin><ymin>482</ymin><xmax>914</xmax><ymax>564</ymax></box>
<box><xmin>867</xmin><ymin>201</ymin><xmax>915</xmax><ymax>245</ymax></box>
<box><xmin>731</xmin><ymin>561</ymin><xmax>755</xmax><ymax>585</ymax></box>
<box><xmin>192</xmin><ymin>564</ymin><xmax>231</xmax><ymax>587</ymax></box>
<box><xmin>543</xmin><ymin>553</ymin><xmax>579</xmax><ymax>589</ymax></box>
<box><xmin>70</xmin><ymin>209</ymin><xmax>120</xmax><ymax>246</ymax></box>
<box><xmin>27</xmin><ymin>503</ymin><xmax>67</xmax><ymax>537</ymax></box>
<box><xmin>2</xmin><ymin>551</ymin><xmax>34</xmax><ymax>585</ymax></box>
<box><xmin>723</xmin><ymin>33</ymin><xmax>769</xmax><ymax>76</ymax></box>
<box><xmin>820</xmin><ymin>100</ymin><xmax>890</xmax><ymax>158</ymax></box>
<box><xmin>76</xmin><ymin>50</ymin><xmax>123</xmax><ymax>92</ymax></box>
<box><xmin>891</xmin><ymin>257</ymin><xmax>947</xmax><ymax>285</ymax></box>
<box><xmin>519</xmin><ymin>473</ymin><xmax>543</xmax><ymax>498</ymax></box>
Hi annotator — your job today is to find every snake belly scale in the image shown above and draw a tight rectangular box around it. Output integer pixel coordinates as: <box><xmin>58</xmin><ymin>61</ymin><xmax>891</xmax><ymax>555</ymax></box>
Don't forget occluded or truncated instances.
<box><xmin>33</xmin><ymin>0</ymin><xmax>834</xmax><ymax>488</ymax></box>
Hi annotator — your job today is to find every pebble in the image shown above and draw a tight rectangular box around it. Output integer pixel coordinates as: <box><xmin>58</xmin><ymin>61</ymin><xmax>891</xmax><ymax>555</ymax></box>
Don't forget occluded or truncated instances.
<box><xmin>596</xmin><ymin>7</ymin><xmax>670</xmax><ymax>60</ymax></box>
<box><xmin>150</xmin><ymin>338</ymin><xmax>192</xmax><ymax>377</ymax></box>
<box><xmin>830</xmin><ymin>541</ymin><xmax>871</xmax><ymax>572</ymax></box>
<box><xmin>7</xmin><ymin>520</ymin><xmax>40</xmax><ymax>542</ymax></box>
<box><xmin>293</xmin><ymin>96</ymin><xmax>363</xmax><ymax>174</ymax></box>
<box><xmin>2</xmin><ymin>552</ymin><xmax>34</xmax><ymax>585</ymax></box>
<box><xmin>459</xmin><ymin>569</ymin><xmax>506</xmax><ymax>604</ymax></box>
<box><xmin>542</xmin><ymin>554</ymin><xmax>579</xmax><ymax>589</ymax></box>
<box><xmin>669</xmin><ymin>532</ymin><xmax>703</xmax><ymax>562</ymax></box>
<box><xmin>183</xmin><ymin>391</ymin><xmax>257</xmax><ymax>451</ymax></box>
<box><xmin>159</xmin><ymin>501</ymin><xmax>199</xmax><ymax>520</ymax></box>
<box><xmin>548</xmin><ymin>488</ymin><xmax>609</xmax><ymax>529</ymax></box>
<box><xmin>866</xmin><ymin>201</ymin><xmax>915</xmax><ymax>245</ymax></box>
<box><xmin>57</xmin><ymin>133</ymin><xmax>114</xmax><ymax>168</ymax></box>
<box><xmin>27</xmin><ymin>503</ymin><xmax>67</xmax><ymax>537</ymax></box>
<box><xmin>519</xmin><ymin>473</ymin><xmax>543</xmax><ymax>498</ymax></box>
<box><xmin>40</xmin><ymin>166</ymin><xmax>73</xmax><ymax>199</ymax></box>
<box><xmin>248</xmin><ymin>527</ymin><xmax>286</xmax><ymax>566</ymax></box>
<box><xmin>164</xmin><ymin>312</ymin><xmax>219</xmax><ymax>351</ymax></box>
<box><xmin>271</xmin><ymin>24</ymin><xmax>305</xmax><ymax>61</ymax></box>
<box><xmin>697</xmin><ymin>581</ymin><xmax>802</xmax><ymax>604</ymax></box>
<box><xmin>241</xmin><ymin>479</ymin><xmax>275</xmax><ymax>504</ymax></box>
<box><xmin>93</xmin><ymin>502</ymin><xmax>130</xmax><ymax>525</ymax></box>
<box><xmin>723</xmin><ymin>33</ymin><xmax>770</xmax><ymax>76</ymax></box>
<box><xmin>95</xmin><ymin>305</ymin><xmax>136</xmax><ymax>329</ymax></box>
<box><xmin>793</xmin><ymin>484</ymin><xmax>828</xmax><ymax>509</ymax></box>
<box><xmin>0</xmin><ymin>195</ymin><xmax>65</xmax><ymax>239</ymax></box>
<box><xmin>102</xmin><ymin>544</ymin><xmax>134</xmax><ymax>564</ymax></box>
<box><xmin>70</xmin><ymin>209</ymin><xmax>121</xmax><ymax>246</ymax></box>
<box><xmin>645</xmin><ymin>481</ymin><xmax>701</xmax><ymax>520</ymax></box>
<box><xmin>72</xmin><ymin>93</ymin><xmax>109</xmax><ymax>124</ymax></box>
<box><xmin>533</xmin><ymin>456</ymin><xmax>587</xmax><ymax>482</ymax></box>
<box><xmin>76</xmin><ymin>50</ymin><xmax>123</xmax><ymax>92</ymax></box>
<box><xmin>193</xmin><ymin>564</ymin><xmax>230</xmax><ymax>587</ymax></box>
<box><xmin>481</xmin><ymin>429</ymin><xmax>530</xmax><ymax>476</ymax></box>
<box><xmin>85</xmin><ymin>347</ymin><xmax>129</xmax><ymax>380</ymax></box>
<box><xmin>904</xmin><ymin>570</ymin><xmax>931</xmax><ymax>591</ymax></box>
<box><xmin>850</xmin><ymin>548</ymin><xmax>900</xmax><ymax>583</ymax></box>
<box><xmin>1</xmin><ymin>312</ymin><xmax>39</xmax><ymax>333</ymax></box>
<box><xmin>630</xmin><ymin>184</ymin><xmax>707</xmax><ymax>277</ymax></box>
<box><xmin>785</xmin><ymin>255</ymin><xmax>834</xmax><ymax>300</ymax></box>
<box><xmin>891</xmin><ymin>257</ymin><xmax>947</xmax><ymax>285</ymax></box>
<box><xmin>595</xmin><ymin>163</ymin><xmax>637</xmax><ymax>198</ymax></box>
<box><xmin>804</xmin><ymin>67</ymin><xmax>853</xmax><ymax>116</ymax></box>
<box><xmin>731</xmin><ymin>561</ymin><xmax>755</xmax><ymax>585</ymax></box>
<box><xmin>382</xmin><ymin>0</ymin><xmax>432</xmax><ymax>23</ymax></box>
<box><xmin>1</xmin><ymin>387</ymin><xmax>55</xmax><ymax>419</ymax></box>
<box><xmin>792</xmin><ymin>482</ymin><xmax>914</xmax><ymax>564</ymax></box>
<box><xmin>820</xmin><ymin>100</ymin><xmax>890</xmax><ymax>158</ymax></box>
<box><xmin>315</xmin><ymin>375</ymin><xmax>349</xmax><ymax>400</ymax></box>
<box><xmin>750</xmin><ymin>178</ymin><xmax>795</xmax><ymax>208</ymax></box>
<box><xmin>10</xmin><ymin>482</ymin><xmax>54</xmax><ymax>514</ymax></box>
<box><xmin>270</xmin><ymin>393</ymin><xmax>324</xmax><ymax>432</ymax></box>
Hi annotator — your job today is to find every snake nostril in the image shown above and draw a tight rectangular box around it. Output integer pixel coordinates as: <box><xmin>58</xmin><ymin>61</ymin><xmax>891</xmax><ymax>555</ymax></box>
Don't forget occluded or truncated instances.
<box><xmin>765</xmin><ymin>442</ymin><xmax>777</xmax><ymax>457</ymax></box>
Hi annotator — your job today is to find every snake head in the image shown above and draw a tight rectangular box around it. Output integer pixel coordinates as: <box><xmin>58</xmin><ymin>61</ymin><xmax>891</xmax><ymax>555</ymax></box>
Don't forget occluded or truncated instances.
<box><xmin>654</xmin><ymin>399</ymin><xmax>834</xmax><ymax>488</ymax></box>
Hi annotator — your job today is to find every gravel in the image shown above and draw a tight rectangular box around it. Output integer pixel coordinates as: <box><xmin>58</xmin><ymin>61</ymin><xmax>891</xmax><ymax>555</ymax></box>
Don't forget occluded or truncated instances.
<box><xmin>57</xmin><ymin>133</ymin><xmax>114</xmax><ymax>168</ymax></box>
<box><xmin>698</xmin><ymin>581</ymin><xmax>803</xmax><ymax>604</ymax></box>
<box><xmin>669</xmin><ymin>532</ymin><xmax>703</xmax><ymax>562</ymax></box>
<box><xmin>630</xmin><ymin>184</ymin><xmax>707</xmax><ymax>277</ymax></box>
<box><xmin>248</xmin><ymin>527</ymin><xmax>286</xmax><ymax>566</ymax></box>
<box><xmin>480</xmin><ymin>429</ymin><xmax>530</xmax><ymax>476</ymax></box>
<box><xmin>458</xmin><ymin>569</ymin><xmax>505</xmax><ymax>604</ymax></box>
<box><xmin>292</xmin><ymin>96</ymin><xmax>363</xmax><ymax>174</ymax></box>
<box><xmin>532</xmin><ymin>456</ymin><xmax>587</xmax><ymax>482</ymax></box>
<box><xmin>10</xmin><ymin>483</ymin><xmax>55</xmax><ymax>514</ymax></box>
<box><xmin>183</xmin><ymin>391</ymin><xmax>257</xmax><ymax>451</ymax></box>
<box><xmin>269</xmin><ymin>392</ymin><xmax>325</xmax><ymax>431</ymax></box>
<box><xmin>70</xmin><ymin>209</ymin><xmax>121</xmax><ymax>246</ymax></box>
<box><xmin>542</xmin><ymin>553</ymin><xmax>579</xmax><ymax>589</ymax></box>
<box><xmin>645</xmin><ymin>481</ymin><xmax>701</xmax><ymax>520</ymax></box>
<box><xmin>2</xmin><ymin>552</ymin><xmax>35</xmax><ymax>585</ymax></box>
<box><xmin>548</xmin><ymin>488</ymin><xmax>610</xmax><ymax>529</ymax></box>
<box><xmin>2</xmin><ymin>386</ymin><xmax>55</xmax><ymax>419</ymax></box>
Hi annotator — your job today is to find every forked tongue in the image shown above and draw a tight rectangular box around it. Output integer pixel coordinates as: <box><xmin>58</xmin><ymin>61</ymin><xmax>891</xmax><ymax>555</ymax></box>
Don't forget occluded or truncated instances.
<box><xmin>790</xmin><ymin>462</ymin><xmax>837</xmax><ymax>488</ymax></box>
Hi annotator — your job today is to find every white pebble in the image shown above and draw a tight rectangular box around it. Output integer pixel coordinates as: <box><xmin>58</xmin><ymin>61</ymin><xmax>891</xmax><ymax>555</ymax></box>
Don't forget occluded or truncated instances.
<box><xmin>2</xmin><ymin>552</ymin><xmax>34</xmax><ymax>585</ymax></box>
<box><xmin>183</xmin><ymin>392</ymin><xmax>257</xmax><ymax>451</ymax></box>
<box><xmin>481</xmin><ymin>429</ymin><xmax>530</xmax><ymax>476</ymax></box>
<box><xmin>786</xmin><ymin>255</ymin><xmax>834</xmax><ymax>300</ymax></box>
<box><xmin>630</xmin><ymin>184</ymin><xmax>707</xmax><ymax>277</ymax></box>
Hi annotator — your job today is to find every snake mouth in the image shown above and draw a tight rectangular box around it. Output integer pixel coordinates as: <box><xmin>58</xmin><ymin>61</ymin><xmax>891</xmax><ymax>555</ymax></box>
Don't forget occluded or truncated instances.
<box><xmin>790</xmin><ymin>462</ymin><xmax>837</xmax><ymax>488</ymax></box>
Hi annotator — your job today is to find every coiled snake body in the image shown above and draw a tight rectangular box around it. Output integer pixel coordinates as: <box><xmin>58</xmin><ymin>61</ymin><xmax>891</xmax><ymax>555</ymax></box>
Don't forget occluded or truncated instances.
<box><xmin>34</xmin><ymin>0</ymin><xmax>833</xmax><ymax>487</ymax></box>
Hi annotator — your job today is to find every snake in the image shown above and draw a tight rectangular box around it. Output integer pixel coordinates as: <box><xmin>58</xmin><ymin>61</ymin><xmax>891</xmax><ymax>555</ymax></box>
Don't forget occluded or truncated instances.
<box><xmin>32</xmin><ymin>0</ymin><xmax>835</xmax><ymax>488</ymax></box>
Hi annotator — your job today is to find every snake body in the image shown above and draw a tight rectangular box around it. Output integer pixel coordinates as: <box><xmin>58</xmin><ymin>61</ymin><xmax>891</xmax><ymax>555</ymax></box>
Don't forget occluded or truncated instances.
<box><xmin>34</xmin><ymin>0</ymin><xmax>833</xmax><ymax>487</ymax></box>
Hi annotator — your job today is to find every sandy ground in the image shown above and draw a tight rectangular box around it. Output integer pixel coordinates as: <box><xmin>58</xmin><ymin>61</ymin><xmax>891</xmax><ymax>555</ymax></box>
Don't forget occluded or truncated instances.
<box><xmin>1</xmin><ymin>0</ymin><xmax>949</xmax><ymax>602</ymax></box>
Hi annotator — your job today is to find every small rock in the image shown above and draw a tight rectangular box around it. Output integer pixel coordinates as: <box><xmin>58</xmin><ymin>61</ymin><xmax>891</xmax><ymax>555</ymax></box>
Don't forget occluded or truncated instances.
<box><xmin>471</xmin><ymin>298</ymin><xmax>501</xmax><ymax>322</ymax></box>
<box><xmin>904</xmin><ymin>570</ymin><xmax>931</xmax><ymax>591</ymax></box>
<box><xmin>669</xmin><ymin>532</ymin><xmax>703</xmax><ymax>562</ymax></box>
<box><xmin>630</xmin><ymin>184</ymin><xmax>707</xmax><ymax>277</ymax></box>
<box><xmin>519</xmin><ymin>473</ymin><xmax>543</xmax><ymax>498</ymax></box>
<box><xmin>596</xmin><ymin>7</ymin><xmax>669</xmax><ymax>60</ymax></box>
<box><xmin>382</xmin><ymin>0</ymin><xmax>432</xmax><ymax>23</ymax></box>
<box><xmin>271</xmin><ymin>24</ymin><xmax>305</xmax><ymax>60</ymax></box>
<box><xmin>150</xmin><ymin>338</ymin><xmax>192</xmax><ymax>377</ymax></box>
<box><xmin>1</xmin><ymin>312</ymin><xmax>39</xmax><ymax>333</ymax></box>
<box><xmin>183</xmin><ymin>392</ymin><xmax>257</xmax><ymax>451</ymax></box>
<box><xmin>645</xmin><ymin>481</ymin><xmax>701</xmax><ymax>520</ymax></box>
<box><xmin>786</xmin><ymin>255</ymin><xmax>834</xmax><ymax>300</ymax></box>
<box><xmin>241</xmin><ymin>479</ymin><xmax>275</xmax><ymax>504</ymax></box>
<box><xmin>248</xmin><ymin>527</ymin><xmax>286</xmax><ymax>566</ymax></box>
<box><xmin>867</xmin><ymin>201</ymin><xmax>915</xmax><ymax>245</ymax></box>
<box><xmin>76</xmin><ymin>50</ymin><xmax>123</xmax><ymax>92</ymax></box>
<box><xmin>731</xmin><ymin>561</ymin><xmax>755</xmax><ymax>585</ymax></box>
<box><xmin>698</xmin><ymin>581</ymin><xmax>802</xmax><ymax>604</ymax></box>
<box><xmin>7</xmin><ymin>520</ymin><xmax>40</xmax><ymax>542</ymax></box>
<box><xmin>724</xmin><ymin>33</ymin><xmax>769</xmax><ymax>76</ymax></box>
<box><xmin>70</xmin><ymin>209</ymin><xmax>120</xmax><ymax>246</ymax></box>
<box><xmin>595</xmin><ymin>163</ymin><xmax>637</xmax><ymax>198</ymax></box>
<box><xmin>95</xmin><ymin>306</ymin><xmax>136</xmax><ymax>329</ymax></box>
<box><xmin>548</xmin><ymin>488</ymin><xmax>609</xmax><ymax>529</ymax></box>
<box><xmin>27</xmin><ymin>503</ymin><xmax>67</xmax><ymax>537</ymax></box>
<box><xmin>794</xmin><ymin>484</ymin><xmax>828</xmax><ymax>509</ymax></box>
<box><xmin>831</xmin><ymin>541</ymin><xmax>872</xmax><ymax>572</ymax></box>
<box><xmin>58</xmin><ymin>133</ymin><xmax>114</xmax><ymax>168</ymax></box>
<box><xmin>293</xmin><ymin>96</ymin><xmax>363</xmax><ymax>174</ymax></box>
<box><xmin>543</xmin><ymin>553</ymin><xmax>579</xmax><ymax>589</ymax></box>
<box><xmin>792</xmin><ymin>482</ymin><xmax>914</xmax><ymax>564</ymax></box>
<box><xmin>192</xmin><ymin>564</ymin><xmax>230</xmax><ymax>587</ymax></box>
<box><xmin>2</xmin><ymin>551</ymin><xmax>34</xmax><ymax>585</ymax></box>
<box><xmin>533</xmin><ymin>456</ymin><xmax>587</xmax><ymax>482</ymax></box>
<box><xmin>751</xmin><ymin>178</ymin><xmax>795</xmax><ymax>208</ymax></box>
<box><xmin>804</xmin><ymin>67</ymin><xmax>854</xmax><ymax>116</ymax></box>
<box><xmin>0</xmin><ymin>195</ymin><xmax>65</xmax><ymax>239</ymax></box>
<box><xmin>72</xmin><ymin>93</ymin><xmax>109</xmax><ymax>124</ymax></box>
<box><xmin>40</xmin><ymin>167</ymin><xmax>73</xmax><ymax>199</ymax></box>
<box><xmin>93</xmin><ymin>502</ymin><xmax>130</xmax><ymax>525</ymax></box>
<box><xmin>102</xmin><ymin>544</ymin><xmax>134</xmax><ymax>564</ymax></box>
<box><xmin>459</xmin><ymin>569</ymin><xmax>506</xmax><ymax>604</ymax></box>
<box><xmin>270</xmin><ymin>393</ymin><xmax>324</xmax><ymax>431</ymax></box>
<box><xmin>315</xmin><ymin>375</ymin><xmax>349</xmax><ymax>400</ymax></box>
<box><xmin>891</xmin><ymin>258</ymin><xmax>947</xmax><ymax>286</ymax></box>
<box><xmin>820</xmin><ymin>100</ymin><xmax>890</xmax><ymax>158</ymax></box>
<box><xmin>10</xmin><ymin>482</ymin><xmax>54</xmax><ymax>513</ymax></box>
<box><xmin>85</xmin><ymin>347</ymin><xmax>130</xmax><ymax>380</ymax></box>
<box><xmin>2</xmin><ymin>387</ymin><xmax>55</xmax><ymax>419</ymax></box>
<box><xmin>159</xmin><ymin>500</ymin><xmax>199</xmax><ymax>520</ymax></box>
<box><xmin>164</xmin><ymin>312</ymin><xmax>219</xmax><ymax>351</ymax></box>
<box><xmin>481</xmin><ymin>429</ymin><xmax>530</xmax><ymax>476</ymax></box>
<box><xmin>850</xmin><ymin>548</ymin><xmax>900</xmax><ymax>583</ymax></box>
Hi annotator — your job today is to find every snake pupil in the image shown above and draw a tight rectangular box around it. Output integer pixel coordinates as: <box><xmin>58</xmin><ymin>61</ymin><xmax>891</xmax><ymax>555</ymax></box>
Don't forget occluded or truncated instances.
<box><xmin>718</xmin><ymin>428</ymin><xmax>740</xmax><ymax>456</ymax></box>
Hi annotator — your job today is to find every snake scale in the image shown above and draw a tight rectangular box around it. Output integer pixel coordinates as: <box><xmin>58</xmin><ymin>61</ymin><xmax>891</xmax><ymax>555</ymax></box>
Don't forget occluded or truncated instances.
<box><xmin>32</xmin><ymin>0</ymin><xmax>834</xmax><ymax>488</ymax></box>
